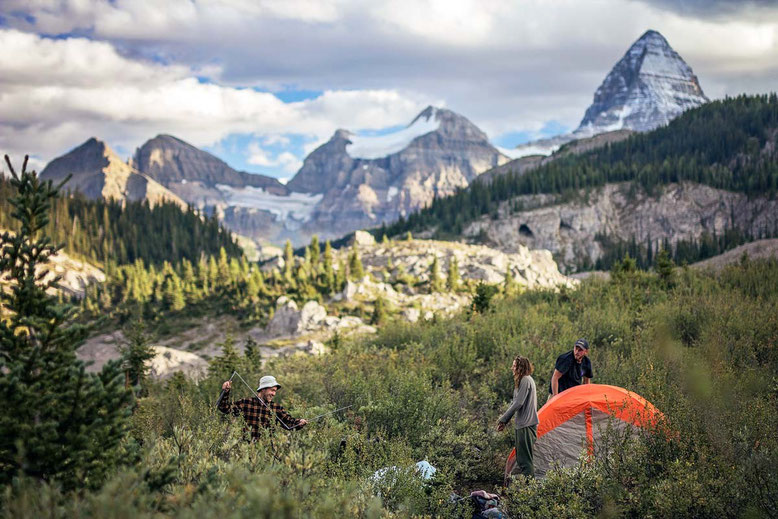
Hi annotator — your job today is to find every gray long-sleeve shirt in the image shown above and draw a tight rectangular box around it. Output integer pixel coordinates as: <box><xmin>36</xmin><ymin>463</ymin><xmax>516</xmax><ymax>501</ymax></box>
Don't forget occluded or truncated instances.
<box><xmin>499</xmin><ymin>375</ymin><xmax>539</xmax><ymax>429</ymax></box>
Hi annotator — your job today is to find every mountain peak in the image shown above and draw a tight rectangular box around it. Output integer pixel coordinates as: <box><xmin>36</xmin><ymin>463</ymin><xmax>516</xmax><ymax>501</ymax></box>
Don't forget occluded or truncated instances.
<box><xmin>636</xmin><ymin>29</ymin><xmax>666</xmax><ymax>44</ymax></box>
<box><xmin>576</xmin><ymin>29</ymin><xmax>708</xmax><ymax>134</ymax></box>
<box><xmin>411</xmin><ymin>105</ymin><xmax>439</xmax><ymax>124</ymax></box>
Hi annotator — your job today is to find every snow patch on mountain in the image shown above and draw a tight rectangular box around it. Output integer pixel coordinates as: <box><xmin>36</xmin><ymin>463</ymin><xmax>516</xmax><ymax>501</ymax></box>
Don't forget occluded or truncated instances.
<box><xmin>216</xmin><ymin>185</ymin><xmax>322</xmax><ymax>222</ymax></box>
<box><xmin>386</xmin><ymin>186</ymin><xmax>399</xmax><ymax>202</ymax></box>
<box><xmin>346</xmin><ymin>115</ymin><xmax>440</xmax><ymax>159</ymax></box>
<box><xmin>497</xmin><ymin>145</ymin><xmax>559</xmax><ymax>159</ymax></box>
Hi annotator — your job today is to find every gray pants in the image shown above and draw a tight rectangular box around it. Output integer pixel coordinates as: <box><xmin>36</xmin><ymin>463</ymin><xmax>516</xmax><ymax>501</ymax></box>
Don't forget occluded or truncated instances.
<box><xmin>515</xmin><ymin>425</ymin><xmax>537</xmax><ymax>478</ymax></box>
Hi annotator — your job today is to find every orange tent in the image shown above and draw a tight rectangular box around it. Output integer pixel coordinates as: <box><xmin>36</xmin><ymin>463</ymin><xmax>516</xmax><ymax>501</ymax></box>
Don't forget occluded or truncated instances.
<box><xmin>505</xmin><ymin>384</ymin><xmax>663</xmax><ymax>479</ymax></box>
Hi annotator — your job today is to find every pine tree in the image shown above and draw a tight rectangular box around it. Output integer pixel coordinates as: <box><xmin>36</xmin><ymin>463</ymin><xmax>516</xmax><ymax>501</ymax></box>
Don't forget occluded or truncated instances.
<box><xmin>447</xmin><ymin>257</ymin><xmax>460</xmax><ymax>291</ymax></box>
<box><xmin>504</xmin><ymin>265</ymin><xmax>518</xmax><ymax>294</ymax></box>
<box><xmin>654</xmin><ymin>248</ymin><xmax>675</xmax><ymax>286</ymax></box>
<box><xmin>371</xmin><ymin>296</ymin><xmax>388</xmax><ymax>325</ymax></box>
<box><xmin>217</xmin><ymin>247</ymin><xmax>230</xmax><ymax>287</ymax></box>
<box><xmin>429</xmin><ymin>255</ymin><xmax>443</xmax><ymax>292</ymax></box>
<box><xmin>335</xmin><ymin>259</ymin><xmax>347</xmax><ymax>291</ymax></box>
<box><xmin>163</xmin><ymin>274</ymin><xmax>186</xmax><ymax>311</ymax></box>
<box><xmin>323</xmin><ymin>240</ymin><xmax>335</xmax><ymax>293</ymax></box>
<box><xmin>208</xmin><ymin>334</ymin><xmax>242</xmax><ymax>380</ymax></box>
<box><xmin>244</xmin><ymin>335</ymin><xmax>262</xmax><ymax>370</ymax></box>
<box><xmin>120</xmin><ymin>319</ymin><xmax>156</xmax><ymax>395</ymax></box>
<box><xmin>0</xmin><ymin>155</ymin><xmax>132</xmax><ymax>490</ymax></box>
<box><xmin>348</xmin><ymin>247</ymin><xmax>365</xmax><ymax>281</ymax></box>
<box><xmin>309</xmin><ymin>235</ymin><xmax>320</xmax><ymax>268</ymax></box>
<box><xmin>283</xmin><ymin>240</ymin><xmax>294</xmax><ymax>282</ymax></box>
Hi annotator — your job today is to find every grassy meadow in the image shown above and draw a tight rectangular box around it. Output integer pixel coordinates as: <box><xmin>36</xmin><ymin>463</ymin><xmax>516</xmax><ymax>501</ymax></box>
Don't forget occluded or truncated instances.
<box><xmin>4</xmin><ymin>254</ymin><xmax>778</xmax><ymax>518</ymax></box>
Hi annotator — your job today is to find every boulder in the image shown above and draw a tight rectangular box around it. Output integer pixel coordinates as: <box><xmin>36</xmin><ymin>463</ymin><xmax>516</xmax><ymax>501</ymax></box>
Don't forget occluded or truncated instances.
<box><xmin>403</xmin><ymin>308</ymin><xmax>420</xmax><ymax>323</ymax></box>
<box><xmin>299</xmin><ymin>301</ymin><xmax>327</xmax><ymax>331</ymax></box>
<box><xmin>149</xmin><ymin>346</ymin><xmax>208</xmax><ymax>380</ymax></box>
<box><xmin>266</xmin><ymin>298</ymin><xmax>302</xmax><ymax>336</ymax></box>
<box><xmin>350</xmin><ymin>230</ymin><xmax>376</xmax><ymax>247</ymax></box>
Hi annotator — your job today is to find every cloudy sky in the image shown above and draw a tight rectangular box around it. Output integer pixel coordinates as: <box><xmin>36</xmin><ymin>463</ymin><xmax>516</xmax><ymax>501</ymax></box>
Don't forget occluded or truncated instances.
<box><xmin>1</xmin><ymin>0</ymin><xmax>777</xmax><ymax>180</ymax></box>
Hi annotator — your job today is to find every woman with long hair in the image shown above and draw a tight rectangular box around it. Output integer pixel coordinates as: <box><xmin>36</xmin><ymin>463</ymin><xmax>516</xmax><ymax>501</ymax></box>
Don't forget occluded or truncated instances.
<box><xmin>497</xmin><ymin>355</ymin><xmax>539</xmax><ymax>478</ymax></box>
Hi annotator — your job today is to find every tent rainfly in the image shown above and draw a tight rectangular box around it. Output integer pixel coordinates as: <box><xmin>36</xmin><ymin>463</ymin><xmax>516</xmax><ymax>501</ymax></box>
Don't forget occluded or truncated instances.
<box><xmin>505</xmin><ymin>384</ymin><xmax>663</xmax><ymax>480</ymax></box>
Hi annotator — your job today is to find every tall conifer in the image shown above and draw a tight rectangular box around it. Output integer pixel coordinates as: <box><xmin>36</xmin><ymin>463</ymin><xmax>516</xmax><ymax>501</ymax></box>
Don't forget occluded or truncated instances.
<box><xmin>0</xmin><ymin>156</ymin><xmax>132</xmax><ymax>490</ymax></box>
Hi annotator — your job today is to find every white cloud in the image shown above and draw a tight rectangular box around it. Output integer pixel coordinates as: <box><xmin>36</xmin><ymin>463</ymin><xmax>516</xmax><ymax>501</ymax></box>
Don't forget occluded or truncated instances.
<box><xmin>0</xmin><ymin>29</ymin><xmax>432</xmax><ymax>167</ymax></box>
<box><xmin>262</xmin><ymin>134</ymin><xmax>291</xmax><ymax>146</ymax></box>
<box><xmin>2</xmin><ymin>0</ymin><xmax>778</xmax><ymax>163</ymax></box>
<box><xmin>247</xmin><ymin>142</ymin><xmax>303</xmax><ymax>173</ymax></box>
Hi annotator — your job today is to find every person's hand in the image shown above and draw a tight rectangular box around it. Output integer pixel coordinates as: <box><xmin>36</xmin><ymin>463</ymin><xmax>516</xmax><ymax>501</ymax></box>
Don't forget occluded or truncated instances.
<box><xmin>222</xmin><ymin>381</ymin><xmax>231</xmax><ymax>391</ymax></box>
<box><xmin>496</xmin><ymin>421</ymin><xmax>505</xmax><ymax>432</ymax></box>
<box><xmin>298</xmin><ymin>419</ymin><xmax>308</xmax><ymax>427</ymax></box>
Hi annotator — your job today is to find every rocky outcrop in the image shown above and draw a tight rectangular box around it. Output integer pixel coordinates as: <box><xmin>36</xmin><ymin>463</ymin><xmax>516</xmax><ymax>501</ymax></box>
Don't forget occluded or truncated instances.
<box><xmin>514</xmin><ymin>30</ymin><xmax>707</xmax><ymax>157</ymax></box>
<box><xmin>0</xmin><ymin>229</ymin><xmax>105</xmax><ymax>298</ymax></box>
<box><xmin>265</xmin><ymin>297</ymin><xmax>374</xmax><ymax>338</ymax></box>
<box><xmin>464</xmin><ymin>182</ymin><xmax>778</xmax><ymax>271</ymax></box>
<box><xmin>338</xmin><ymin>236</ymin><xmax>574</xmax><ymax>291</ymax></box>
<box><xmin>77</xmin><ymin>336</ymin><xmax>209</xmax><ymax>379</ymax></box>
<box><xmin>40</xmin><ymin>138</ymin><xmax>186</xmax><ymax>208</ymax></box>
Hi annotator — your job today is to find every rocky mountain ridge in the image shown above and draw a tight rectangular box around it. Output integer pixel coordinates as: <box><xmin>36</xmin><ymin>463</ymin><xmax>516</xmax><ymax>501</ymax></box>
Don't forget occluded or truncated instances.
<box><xmin>477</xmin><ymin>129</ymin><xmax>634</xmax><ymax>185</ymax></box>
<box><xmin>40</xmin><ymin>138</ymin><xmax>186</xmax><ymax>208</ymax></box>
<box><xmin>463</xmin><ymin>182</ymin><xmax>778</xmax><ymax>271</ymax></box>
<box><xmin>133</xmin><ymin>134</ymin><xmax>288</xmax><ymax>198</ymax></box>
<box><xmin>514</xmin><ymin>29</ymin><xmax>708</xmax><ymax>157</ymax></box>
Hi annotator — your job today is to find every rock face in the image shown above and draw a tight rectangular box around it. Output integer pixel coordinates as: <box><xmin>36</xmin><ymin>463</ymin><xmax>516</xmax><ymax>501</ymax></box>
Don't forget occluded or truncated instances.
<box><xmin>265</xmin><ymin>297</ymin><xmax>371</xmax><ymax>338</ymax></box>
<box><xmin>514</xmin><ymin>30</ymin><xmax>707</xmax><ymax>157</ymax></box>
<box><xmin>40</xmin><ymin>138</ymin><xmax>186</xmax><ymax>208</ymax></box>
<box><xmin>464</xmin><ymin>182</ymin><xmax>778</xmax><ymax>271</ymax></box>
<box><xmin>288</xmin><ymin>106</ymin><xmax>510</xmax><ymax>241</ymax></box>
<box><xmin>133</xmin><ymin>135</ymin><xmax>287</xmax><ymax>194</ymax></box>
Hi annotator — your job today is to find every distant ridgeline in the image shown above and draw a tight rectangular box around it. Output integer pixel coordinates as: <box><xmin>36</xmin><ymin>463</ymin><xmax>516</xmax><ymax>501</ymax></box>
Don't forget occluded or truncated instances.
<box><xmin>379</xmin><ymin>94</ymin><xmax>778</xmax><ymax>267</ymax></box>
<box><xmin>0</xmin><ymin>177</ymin><xmax>241</xmax><ymax>267</ymax></box>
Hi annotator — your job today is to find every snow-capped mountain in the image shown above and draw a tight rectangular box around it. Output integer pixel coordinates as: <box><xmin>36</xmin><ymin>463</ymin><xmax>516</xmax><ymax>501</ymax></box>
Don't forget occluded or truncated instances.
<box><xmin>514</xmin><ymin>29</ymin><xmax>708</xmax><ymax>157</ymax></box>
<box><xmin>39</xmin><ymin>107</ymin><xmax>507</xmax><ymax>247</ymax></box>
<box><xmin>577</xmin><ymin>30</ymin><xmax>707</xmax><ymax>133</ymax></box>
<box><xmin>287</xmin><ymin>106</ymin><xmax>510</xmax><ymax>241</ymax></box>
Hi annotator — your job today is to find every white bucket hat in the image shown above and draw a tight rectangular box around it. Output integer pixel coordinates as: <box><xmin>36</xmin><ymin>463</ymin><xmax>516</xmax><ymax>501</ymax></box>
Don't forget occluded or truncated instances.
<box><xmin>257</xmin><ymin>375</ymin><xmax>281</xmax><ymax>391</ymax></box>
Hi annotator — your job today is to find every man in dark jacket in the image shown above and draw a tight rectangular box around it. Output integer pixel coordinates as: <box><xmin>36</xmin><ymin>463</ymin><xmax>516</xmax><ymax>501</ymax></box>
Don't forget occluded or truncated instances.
<box><xmin>549</xmin><ymin>338</ymin><xmax>593</xmax><ymax>398</ymax></box>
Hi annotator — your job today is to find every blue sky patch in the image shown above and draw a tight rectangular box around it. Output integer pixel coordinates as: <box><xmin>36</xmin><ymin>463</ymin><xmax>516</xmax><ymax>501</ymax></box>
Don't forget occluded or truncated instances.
<box><xmin>272</xmin><ymin>89</ymin><xmax>323</xmax><ymax>103</ymax></box>
<box><xmin>203</xmin><ymin>132</ymin><xmax>315</xmax><ymax>181</ymax></box>
<box><xmin>494</xmin><ymin>120</ymin><xmax>571</xmax><ymax>148</ymax></box>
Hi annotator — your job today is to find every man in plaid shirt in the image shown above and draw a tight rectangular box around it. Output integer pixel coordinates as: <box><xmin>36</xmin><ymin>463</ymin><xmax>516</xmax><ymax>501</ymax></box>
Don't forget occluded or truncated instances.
<box><xmin>218</xmin><ymin>375</ymin><xmax>308</xmax><ymax>441</ymax></box>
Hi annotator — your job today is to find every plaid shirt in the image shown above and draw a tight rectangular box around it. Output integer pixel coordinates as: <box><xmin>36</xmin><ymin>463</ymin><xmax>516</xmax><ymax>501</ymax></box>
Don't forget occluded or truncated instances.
<box><xmin>218</xmin><ymin>390</ymin><xmax>303</xmax><ymax>441</ymax></box>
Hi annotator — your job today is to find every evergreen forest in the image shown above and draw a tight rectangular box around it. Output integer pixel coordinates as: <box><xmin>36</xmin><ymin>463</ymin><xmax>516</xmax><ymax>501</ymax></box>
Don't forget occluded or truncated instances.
<box><xmin>0</xmin><ymin>176</ymin><xmax>241</xmax><ymax>267</ymax></box>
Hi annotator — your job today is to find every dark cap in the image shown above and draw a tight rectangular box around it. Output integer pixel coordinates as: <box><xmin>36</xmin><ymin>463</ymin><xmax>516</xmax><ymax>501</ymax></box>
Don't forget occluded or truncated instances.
<box><xmin>574</xmin><ymin>338</ymin><xmax>589</xmax><ymax>350</ymax></box>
